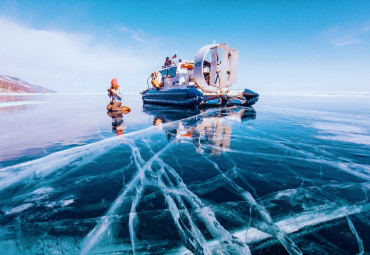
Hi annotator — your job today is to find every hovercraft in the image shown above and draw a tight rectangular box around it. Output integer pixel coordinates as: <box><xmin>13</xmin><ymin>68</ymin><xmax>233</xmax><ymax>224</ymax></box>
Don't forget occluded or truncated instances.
<box><xmin>141</xmin><ymin>43</ymin><xmax>259</xmax><ymax>108</ymax></box>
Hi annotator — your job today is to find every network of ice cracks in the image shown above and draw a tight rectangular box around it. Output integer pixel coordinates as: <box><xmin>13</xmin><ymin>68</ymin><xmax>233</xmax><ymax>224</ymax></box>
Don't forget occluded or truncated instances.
<box><xmin>0</xmin><ymin>107</ymin><xmax>369</xmax><ymax>254</ymax></box>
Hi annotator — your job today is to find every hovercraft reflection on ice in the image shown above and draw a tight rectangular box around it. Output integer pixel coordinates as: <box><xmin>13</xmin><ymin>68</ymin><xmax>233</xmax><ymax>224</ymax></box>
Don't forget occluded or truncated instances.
<box><xmin>141</xmin><ymin>43</ymin><xmax>259</xmax><ymax>107</ymax></box>
<box><xmin>143</xmin><ymin>104</ymin><xmax>256</xmax><ymax>155</ymax></box>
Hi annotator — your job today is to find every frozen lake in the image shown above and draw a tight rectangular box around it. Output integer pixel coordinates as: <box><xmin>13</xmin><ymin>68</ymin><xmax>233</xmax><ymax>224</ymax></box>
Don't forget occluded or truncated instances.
<box><xmin>0</xmin><ymin>92</ymin><xmax>369</xmax><ymax>254</ymax></box>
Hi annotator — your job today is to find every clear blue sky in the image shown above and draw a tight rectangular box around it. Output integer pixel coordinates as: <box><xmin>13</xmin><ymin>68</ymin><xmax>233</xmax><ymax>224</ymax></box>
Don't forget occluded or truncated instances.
<box><xmin>0</xmin><ymin>0</ymin><xmax>369</xmax><ymax>92</ymax></box>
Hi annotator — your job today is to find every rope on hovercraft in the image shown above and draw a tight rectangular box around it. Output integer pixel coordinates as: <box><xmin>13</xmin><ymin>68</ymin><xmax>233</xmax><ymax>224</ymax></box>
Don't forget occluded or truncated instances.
<box><xmin>146</xmin><ymin>75</ymin><xmax>151</xmax><ymax>89</ymax></box>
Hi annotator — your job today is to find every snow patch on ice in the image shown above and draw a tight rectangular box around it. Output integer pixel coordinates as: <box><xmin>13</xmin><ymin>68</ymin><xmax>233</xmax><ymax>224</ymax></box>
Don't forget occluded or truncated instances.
<box><xmin>60</xmin><ymin>199</ymin><xmax>74</xmax><ymax>207</ymax></box>
<box><xmin>313</xmin><ymin>122</ymin><xmax>370</xmax><ymax>145</ymax></box>
<box><xmin>312</xmin><ymin>122</ymin><xmax>367</xmax><ymax>134</ymax></box>
<box><xmin>32</xmin><ymin>187</ymin><xmax>54</xmax><ymax>195</ymax></box>
<box><xmin>316</xmin><ymin>134</ymin><xmax>370</xmax><ymax>146</ymax></box>
<box><xmin>4</xmin><ymin>203</ymin><xmax>33</xmax><ymax>215</ymax></box>
<box><xmin>0</xmin><ymin>101</ymin><xmax>48</xmax><ymax>108</ymax></box>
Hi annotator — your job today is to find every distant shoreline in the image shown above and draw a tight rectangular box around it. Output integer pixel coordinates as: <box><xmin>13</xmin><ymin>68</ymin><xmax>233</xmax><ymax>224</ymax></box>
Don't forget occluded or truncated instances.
<box><xmin>2</xmin><ymin>91</ymin><xmax>370</xmax><ymax>97</ymax></box>
<box><xmin>0</xmin><ymin>92</ymin><xmax>141</xmax><ymax>95</ymax></box>
<box><xmin>260</xmin><ymin>91</ymin><xmax>370</xmax><ymax>97</ymax></box>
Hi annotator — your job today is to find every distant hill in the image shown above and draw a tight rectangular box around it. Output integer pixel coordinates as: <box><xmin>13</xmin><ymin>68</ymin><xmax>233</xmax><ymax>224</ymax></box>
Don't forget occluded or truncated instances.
<box><xmin>0</xmin><ymin>75</ymin><xmax>55</xmax><ymax>93</ymax></box>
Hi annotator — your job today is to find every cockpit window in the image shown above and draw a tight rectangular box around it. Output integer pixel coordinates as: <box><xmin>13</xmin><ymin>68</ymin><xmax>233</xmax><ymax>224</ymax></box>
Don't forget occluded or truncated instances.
<box><xmin>159</xmin><ymin>69</ymin><xmax>168</xmax><ymax>77</ymax></box>
<box><xmin>168</xmin><ymin>67</ymin><xmax>177</xmax><ymax>78</ymax></box>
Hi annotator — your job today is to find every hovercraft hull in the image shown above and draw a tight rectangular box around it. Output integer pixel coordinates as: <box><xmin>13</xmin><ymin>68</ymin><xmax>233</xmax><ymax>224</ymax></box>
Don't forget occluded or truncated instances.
<box><xmin>142</xmin><ymin>88</ymin><xmax>259</xmax><ymax>108</ymax></box>
<box><xmin>242</xmin><ymin>89</ymin><xmax>259</xmax><ymax>106</ymax></box>
<box><xmin>142</xmin><ymin>88</ymin><xmax>204</xmax><ymax>107</ymax></box>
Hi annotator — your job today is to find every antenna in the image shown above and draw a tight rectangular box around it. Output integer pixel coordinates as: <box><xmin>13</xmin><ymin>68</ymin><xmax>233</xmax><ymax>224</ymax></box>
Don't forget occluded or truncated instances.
<box><xmin>212</xmin><ymin>39</ymin><xmax>216</xmax><ymax>44</ymax></box>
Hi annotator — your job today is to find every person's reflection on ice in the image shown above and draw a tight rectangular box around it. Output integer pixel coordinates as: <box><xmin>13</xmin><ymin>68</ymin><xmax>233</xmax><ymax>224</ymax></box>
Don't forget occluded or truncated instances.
<box><xmin>107</xmin><ymin>111</ymin><xmax>126</xmax><ymax>136</ymax></box>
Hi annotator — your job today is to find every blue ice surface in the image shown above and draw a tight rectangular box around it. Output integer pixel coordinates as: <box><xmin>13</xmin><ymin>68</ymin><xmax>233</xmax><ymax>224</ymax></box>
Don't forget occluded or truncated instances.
<box><xmin>0</xmin><ymin>92</ymin><xmax>369</xmax><ymax>254</ymax></box>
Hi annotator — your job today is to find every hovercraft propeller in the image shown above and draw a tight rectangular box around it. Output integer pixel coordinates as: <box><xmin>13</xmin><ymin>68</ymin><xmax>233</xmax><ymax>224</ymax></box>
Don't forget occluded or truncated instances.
<box><xmin>193</xmin><ymin>43</ymin><xmax>239</xmax><ymax>93</ymax></box>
